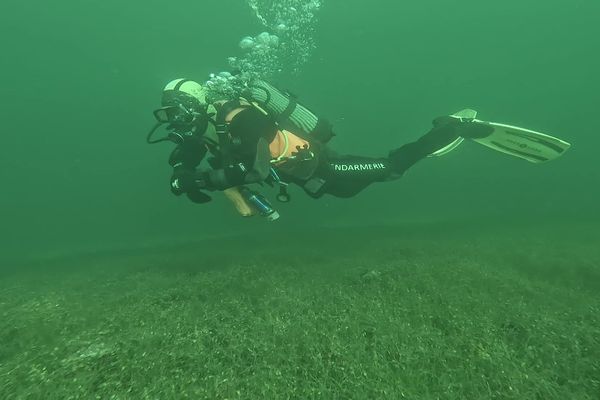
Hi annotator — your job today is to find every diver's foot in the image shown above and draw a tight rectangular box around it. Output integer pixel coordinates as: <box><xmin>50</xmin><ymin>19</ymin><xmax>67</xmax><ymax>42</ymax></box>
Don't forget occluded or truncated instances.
<box><xmin>456</xmin><ymin>121</ymin><xmax>494</xmax><ymax>139</ymax></box>
<box><xmin>432</xmin><ymin>115</ymin><xmax>493</xmax><ymax>139</ymax></box>
<box><xmin>432</xmin><ymin>115</ymin><xmax>464</xmax><ymax>128</ymax></box>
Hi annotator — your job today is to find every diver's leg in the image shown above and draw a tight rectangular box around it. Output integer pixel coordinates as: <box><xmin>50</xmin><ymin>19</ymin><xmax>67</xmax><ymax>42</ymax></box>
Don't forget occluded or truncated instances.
<box><xmin>321</xmin><ymin>155</ymin><xmax>392</xmax><ymax>197</ymax></box>
<box><xmin>306</xmin><ymin>124</ymin><xmax>461</xmax><ymax>198</ymax></box>
<box><xmin>301</xmin><ymin>153</ymin><xmax>393</xmax><ymax>198</ymax></box>
<box><xmin>306</xmin><ymin>120</ymin><xmax>492</xmax><ymax>198</ymax></box>
<box><xmin>388</xmin><ymin>118</ymin><xmax>493</xmax><ymax>175</ymax></box>
<box><xmin>388</xmin><ymin>121</ymin><xmax>460</xmax><ymax>175</ymax></box>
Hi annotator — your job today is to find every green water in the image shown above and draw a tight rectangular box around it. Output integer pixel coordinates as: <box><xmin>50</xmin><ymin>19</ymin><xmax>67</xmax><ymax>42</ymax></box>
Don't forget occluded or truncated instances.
<box><xmin>1</xmin><ymin>0</ymin><xmax>599</xmax><ymax>398</ymax></box>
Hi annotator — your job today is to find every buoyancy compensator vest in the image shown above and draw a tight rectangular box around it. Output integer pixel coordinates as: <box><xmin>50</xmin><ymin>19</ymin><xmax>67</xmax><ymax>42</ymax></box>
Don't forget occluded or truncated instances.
<box><xmin>212</xmin><ymin>80</ymin><xmax>335</xmax><ymax>202</ymax></box>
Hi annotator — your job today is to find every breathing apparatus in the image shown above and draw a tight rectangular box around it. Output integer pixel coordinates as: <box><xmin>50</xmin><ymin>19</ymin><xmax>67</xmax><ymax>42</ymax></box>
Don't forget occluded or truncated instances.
<box><xmin>147</xmin><ymin>79</ymin><xmax>213</xmax><ymax>145</ymax></box>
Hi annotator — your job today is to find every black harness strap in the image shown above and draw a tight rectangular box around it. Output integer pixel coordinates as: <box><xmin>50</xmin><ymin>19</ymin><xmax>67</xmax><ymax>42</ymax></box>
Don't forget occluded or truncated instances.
<box><xmin>243</xmin><ymin>85</ymin><xmax>271</xmax><ymax>106</ymax></box>
<box><xmin>214</xmin><ymin>99</ymin><xmax>252</xmax><ymax>165</ymax></box>
<box><xmin>310</xmin><ymin>118</ymin><xmax>336</xmax><ymax>144</ymax></box>
<box><xmin>277</xmin><ymin>96</ymin><xmax>298</xmax><ymax>127</ymax></box>
<box><xmin>215</xmin><ymin>99</ymin><xmax>245</xmax><ymax>135</ymax></box>
<box><xmin>173</xmin><ymin>79</ymin><xmax>189</xmax><ymax>90</ymax></box>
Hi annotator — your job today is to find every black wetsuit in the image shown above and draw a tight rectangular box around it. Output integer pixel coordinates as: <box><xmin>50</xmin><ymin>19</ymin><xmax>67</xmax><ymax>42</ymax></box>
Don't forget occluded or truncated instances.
<box><xmin>169</xmin><ymin>107</ymin><xmax>463</xmax><ymax>200</ymax></box>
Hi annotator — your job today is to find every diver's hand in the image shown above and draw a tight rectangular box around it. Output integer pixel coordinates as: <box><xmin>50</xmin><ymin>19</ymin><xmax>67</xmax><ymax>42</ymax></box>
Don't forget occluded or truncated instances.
<box><xmin>186</xmin><ymin>190</ymin><xmax>212</xmax><ymax>204</ymax></box>
<box><xmin>170</xmin><ymin>169</ymin><xmax>210</xmax><ymax>196</ymax></box>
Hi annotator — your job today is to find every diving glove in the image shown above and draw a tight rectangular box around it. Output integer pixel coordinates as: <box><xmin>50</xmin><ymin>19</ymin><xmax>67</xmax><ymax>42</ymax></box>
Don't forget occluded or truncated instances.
<box><xmin>186</xmin><ymin>190</ymin><xmax>212</xmax><ymax>204</ymax></box>
<box><xmin>170</xmin><ymin>169</ymin><xmax>210</xmax><ymax>196</ymax></box>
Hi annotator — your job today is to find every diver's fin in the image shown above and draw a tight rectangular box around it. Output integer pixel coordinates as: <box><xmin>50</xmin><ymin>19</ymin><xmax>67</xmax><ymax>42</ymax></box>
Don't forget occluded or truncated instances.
<box><xmin>428</xmin><ymin>109</ymin><xmax>476</xmax><ymax>157</ymax></box>
<box><xmin>453</xmin><ymin>108</ymin><xmax>477</xmax><ymax>120</ymax></box>
<box><xmin>428</xmin><ymin>137</ymin><xmax>464</xmax><ymax>157</ymax></box>
<box><xmin>469</xmin><ymin>121</ymin><xmax>571</xmax><ymax>163</ymax></box>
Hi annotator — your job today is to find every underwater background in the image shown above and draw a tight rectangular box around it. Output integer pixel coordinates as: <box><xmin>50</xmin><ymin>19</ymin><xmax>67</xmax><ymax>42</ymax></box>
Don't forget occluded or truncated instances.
<box><xmin>1</xmin><ymin>0</ymin><xmax>599</xmax><ymax>398</ymax></box>
<box><xmin>2</xmin><ymin>0</ymin><xmax>598</xmax><ymax>263</ymax></box>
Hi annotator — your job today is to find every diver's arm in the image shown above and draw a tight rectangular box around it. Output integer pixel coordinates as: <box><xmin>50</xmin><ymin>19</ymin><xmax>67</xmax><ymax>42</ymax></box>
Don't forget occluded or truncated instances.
<box><xmin>168</xmin><ymin>141</ymin><xmax>213</xmax><ymax>203</ymax></box>
<box><xmin>204</xmin><ymin>137</ymin><xmax>272</xmax><ymax>190</ymax></box>
<box><xmin>168</xmin><ymin>138</ymin><xmax>207</xmax><ymax>170</ymax></box>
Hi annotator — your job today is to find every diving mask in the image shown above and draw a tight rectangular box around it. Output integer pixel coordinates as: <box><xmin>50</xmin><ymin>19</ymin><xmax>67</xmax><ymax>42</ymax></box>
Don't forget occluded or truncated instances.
<box><xmin>147</xmin><ymin>100</ymin><xmax>210</xmax><ymax>144</ymax></box>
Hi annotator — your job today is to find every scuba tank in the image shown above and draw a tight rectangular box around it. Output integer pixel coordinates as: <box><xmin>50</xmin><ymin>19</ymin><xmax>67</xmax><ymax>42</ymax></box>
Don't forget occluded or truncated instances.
<box><xmin>243</xmin><ymin>80</ymin><xmax>335</xmax><ymax>144</ymax></box>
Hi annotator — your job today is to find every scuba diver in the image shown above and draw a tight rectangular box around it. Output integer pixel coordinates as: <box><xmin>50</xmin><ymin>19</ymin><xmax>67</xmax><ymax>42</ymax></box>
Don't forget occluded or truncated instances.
<box><xmin>147</xmin><ymin>78</ymin><xmax>571</xmax><ymax>220</ymax></box>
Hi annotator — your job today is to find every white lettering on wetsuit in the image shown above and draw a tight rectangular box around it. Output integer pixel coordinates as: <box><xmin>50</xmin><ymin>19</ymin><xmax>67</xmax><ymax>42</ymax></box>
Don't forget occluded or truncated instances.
<box><xmin>331</xmin><ymin>163</ymin><xmax>387</xmax><ymax>172</ymax></box>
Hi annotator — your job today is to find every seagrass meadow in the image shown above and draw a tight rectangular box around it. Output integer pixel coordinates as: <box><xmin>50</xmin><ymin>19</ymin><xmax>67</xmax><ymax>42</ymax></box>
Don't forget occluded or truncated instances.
<box><xmin>2</xmin><ymin>220</ymin><xmax>599</xmax><ymax>399</ymax></box>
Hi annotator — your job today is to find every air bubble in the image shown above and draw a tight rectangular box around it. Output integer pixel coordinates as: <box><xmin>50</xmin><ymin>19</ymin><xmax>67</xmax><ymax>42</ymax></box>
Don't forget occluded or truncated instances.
<box><xmin>206</xmin><ymin>0</ymin><xmax>324</xmax><ymax>101</ymax></box>
<box><xmin>239</xmin><ymin>36</ymin><xmax>256</xmax><ymax>50</ymax></box>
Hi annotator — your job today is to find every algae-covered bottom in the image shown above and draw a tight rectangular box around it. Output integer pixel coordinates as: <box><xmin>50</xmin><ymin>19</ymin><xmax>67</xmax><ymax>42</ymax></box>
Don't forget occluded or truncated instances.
<box><xmin>1</xmin><ymin>221</ymin><xmax>599</xmax><ymax>399</ymax></box>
